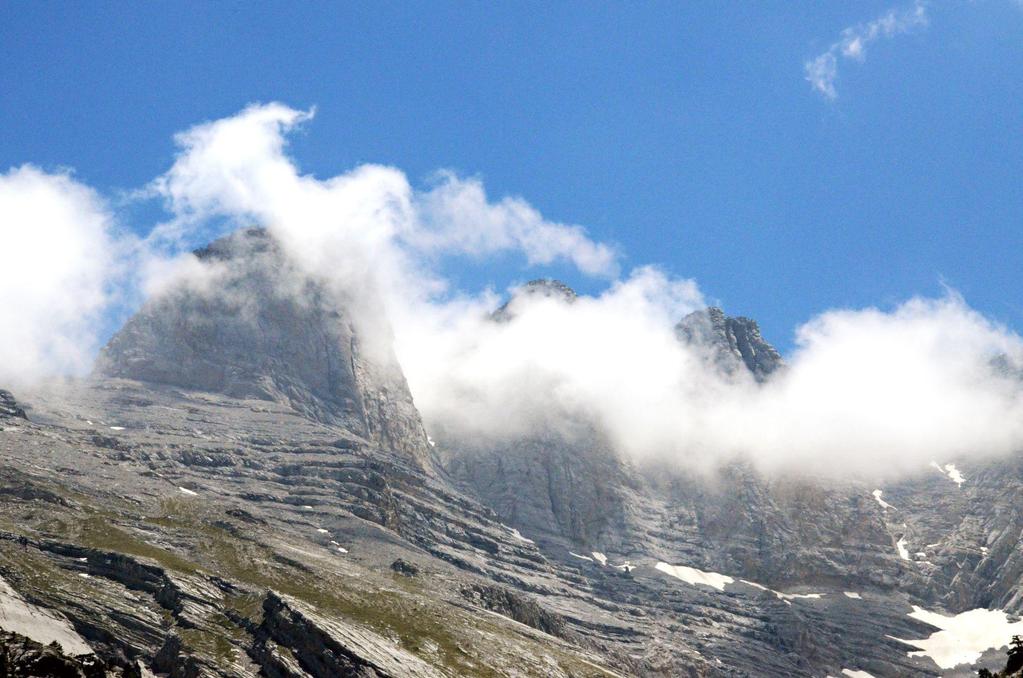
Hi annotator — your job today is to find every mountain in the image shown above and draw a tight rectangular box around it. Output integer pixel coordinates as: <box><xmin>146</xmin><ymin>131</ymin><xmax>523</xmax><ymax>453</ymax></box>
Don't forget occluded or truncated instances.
<box><xmin>1</xmin><ymin>235</ymin><xmax>1022</xmax><ymax>677</ymax></box>
<box><xmin>96</xmin><ymin>228</ymin><xmax>431</xmax><ymax>465</ymax></box>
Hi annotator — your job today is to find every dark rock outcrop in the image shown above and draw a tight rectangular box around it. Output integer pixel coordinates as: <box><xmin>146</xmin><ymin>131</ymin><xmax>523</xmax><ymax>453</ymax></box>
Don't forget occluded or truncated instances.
<box><xmin>0</xmin><ymin>630</ymin><xmax>128</xmax><ymax>678</ymax></box>
<box><xmin>459</xmin><ymin>583</ymin><xmax>568</xmax><ymax>638</ymax></box>
<box><xmin>256</xmin><ymin>592</ymin><xmax>440</xmax><ymax>678</ymax></box>
<box><xmin>389</xmin><ymin>559</ymin><xmax>419</xmax><ymax>577</ymax></box>
<box><xmin>0</xmin><ymin>391</ymin><xmax>26</xmax><ymax>420</ymax></box>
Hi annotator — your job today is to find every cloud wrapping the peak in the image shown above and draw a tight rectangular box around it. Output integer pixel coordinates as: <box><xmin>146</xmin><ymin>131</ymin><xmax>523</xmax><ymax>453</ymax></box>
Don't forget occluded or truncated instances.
<box><xmin>4</xmin><ymin>102</ymin><xmax>1023</xmax><ymax>482</ymax></box>
<box><xmin>806</xmin><ymin>1</ymin><xmax>928</xmax><ymax>99</ymax></box>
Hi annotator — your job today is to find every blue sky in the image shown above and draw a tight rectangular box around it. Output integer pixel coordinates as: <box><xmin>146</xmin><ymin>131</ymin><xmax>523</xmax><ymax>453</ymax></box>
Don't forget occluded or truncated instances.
<box><xmin>2</xmin><ymin>1</ymin><xmax>1021</xmax><ymax>350</ymax></box>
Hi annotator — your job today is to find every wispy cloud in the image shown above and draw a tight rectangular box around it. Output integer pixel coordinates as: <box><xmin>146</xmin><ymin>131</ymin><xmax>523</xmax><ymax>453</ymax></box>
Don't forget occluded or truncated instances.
<box><xmin>806</xmin><ymin>1</ymin><xmax>928</xmax><ymax>100</ymax></box>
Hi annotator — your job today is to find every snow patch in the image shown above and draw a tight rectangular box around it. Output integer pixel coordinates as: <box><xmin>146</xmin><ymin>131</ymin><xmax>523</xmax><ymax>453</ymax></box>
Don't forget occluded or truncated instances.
<box><xmin>109</xmin><ymin>426</ymin><xmax>125</xmax><ymax>431</ymax></box>
<box><xmin>655</xmin><ymin>562</ymin><xmax>733</xmax><ymax>591</ymax></box>
<box><xmin>844</xmin><ymin>592</ymin><xmax>862</xmax><ymax>599</ymax></box>
<box><xmin>569</xmin><ymin>551</ymin><xmax>594</xmax><ymax>563</ymax></box>
<box><xmin>740</xmin><ymin>579</ymin><xmax>823</xmax><ymax>602</ymax></box>
<box><xmin>896</xmin><ymin>537</ymin><xmax>910</xmax><ymax>561</ymax></box>
<box><xmin>841</xmin><ymin>670</ymin><xmax>876</xmax><ymax>678</ymax></box>
<box><xmin>591</xmin><ymin>552</ymin><xmax>608</xmax><ymax>566</ymax></box>
<box><xmin>872</xmin><ymin>489</ymin><xmax>894</xmax><ymax>510</ymax></box>
<box><xmin>178</xmin><ymin>487</ymin><xmax>198</xmax><ymax>496</ymax></box>
<box><xmin>930</xmin><ymin>461</ymin><xmax>965</xmax><ymax>487</ymax></box>
<box><xmin>427</xmin><ymin>435</ymin><xmax>436</xmax><ymax>447</ymax></box>
<box><xmin>893</xmin><ymin>605</ymin><xmax>1023</xmax><ymax>669</ymax></box>
<box><xmin>316</xmin><ymin>528</ymin><xmax>329</xmax><ymax>534</ymax></box>
<box><xmin>336</xmin><ymin>547</ymin><xmax>348</xmax><ymax>554</ymax></box>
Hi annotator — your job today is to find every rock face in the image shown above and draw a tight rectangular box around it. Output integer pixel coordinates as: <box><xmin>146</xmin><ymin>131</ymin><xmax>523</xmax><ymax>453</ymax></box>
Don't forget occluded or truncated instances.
<box><xmin>4</xmin><ymin>240</ymin><xmax>1023</xmax><ymax>677</ymax></box>
<box><xmin>676</xmin><ymin>306</ymin><xmax>783</xmax><ymax>381</ymax></box>
<box><xmin>95</xmin><ymin>228</ymin><xmax>430</xmax><ymax>465</ymax></box>
<box><xmin>443</xmin><ymin>426</ymin><xmax>634</xmax><ymax>548</ymax></box>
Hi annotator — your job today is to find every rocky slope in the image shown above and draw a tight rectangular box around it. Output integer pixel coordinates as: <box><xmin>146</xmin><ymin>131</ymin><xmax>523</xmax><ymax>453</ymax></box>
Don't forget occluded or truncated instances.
<box><xmin>1</xmin><ymin>232</ymin><xmax>1021</xmax><ymax>677</ymax></box>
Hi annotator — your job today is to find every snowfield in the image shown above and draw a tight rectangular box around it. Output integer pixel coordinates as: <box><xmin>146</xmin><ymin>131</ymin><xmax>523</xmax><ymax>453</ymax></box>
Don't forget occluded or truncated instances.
<box><xmin>655</xmin><ymin>562</ymin><xmax>733</xmax><ymax>591</ymax></box>
<box><xmin>893</xmin><ymin>605</ymin><xmax>1023</xmax><ymax>669</ymax></box>
<box><xmin>930</xmin><ymin>461</ymin><xmax>965</xmax><ymax>487</ymax></box>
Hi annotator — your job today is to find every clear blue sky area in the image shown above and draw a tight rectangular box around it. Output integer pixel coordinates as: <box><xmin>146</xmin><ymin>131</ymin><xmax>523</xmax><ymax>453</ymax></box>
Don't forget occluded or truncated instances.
<box><xmin>2</xmin><ymin>1</ymin><xmax>1021</xmax><ymax>350</ymax></box>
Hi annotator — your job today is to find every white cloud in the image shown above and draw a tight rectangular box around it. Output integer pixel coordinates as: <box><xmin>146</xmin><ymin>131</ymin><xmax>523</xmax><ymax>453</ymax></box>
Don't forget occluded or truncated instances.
<box><xmin>148</xmin><ymin>102</ymin><xmax>619</xmax><ymax>359</ymax></box>
<box><xmin>407</xmin><ymin>281</ymin><xmax>1023</xmax><ymax>478</ymax></box>
<box><xmin>95</xmin><ymin>105</ymin><xmax>1023</xmax><ymax>479</ymax></box>
<box><xmin>151</xmin><ymin>103</ymin><xmax>616</xmax><ymax>281</ymax></box>
<box><xmin>806</xmin><ymin>1</ymin><xmax>928</xmax><ymax>99</ymax></box>
<box><xmin>0</xmin><ymin>166</ymin><xmax>119</xmax><ymax>385</ymax></box>
<box><xmin>412</xmin><ymin>172</ymin><xmax>618</xmax><ymax>277</ymax></box>
<box><xmin>5</xmin><ymin>103</ymin><xmax>1023</xmax><ymax>482</ymax></box>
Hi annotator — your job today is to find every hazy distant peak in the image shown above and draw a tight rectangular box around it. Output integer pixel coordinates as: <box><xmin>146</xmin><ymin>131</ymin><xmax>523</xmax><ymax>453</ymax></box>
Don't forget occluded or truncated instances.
<box><xmin>492</xmin><ymin>279</ymin><xmax>577</xmax><ymax>322</ymax></box>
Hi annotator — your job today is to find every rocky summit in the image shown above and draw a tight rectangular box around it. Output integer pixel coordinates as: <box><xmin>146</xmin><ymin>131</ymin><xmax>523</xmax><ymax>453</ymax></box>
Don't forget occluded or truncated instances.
<box><xmin>675</xmin><ymin>307</ymin><xmax>783</xmax><ymax>382</ymax></box>
<box><xmin>2</xmin><ymin>230</ymin><xmax>1023</xmax><ymax>677</ymax></box>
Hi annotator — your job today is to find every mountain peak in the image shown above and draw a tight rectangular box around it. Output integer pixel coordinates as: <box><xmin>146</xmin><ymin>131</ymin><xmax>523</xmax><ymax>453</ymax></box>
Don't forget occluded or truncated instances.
<box><xmin>95</xmin><ymin>228</ymin><xmax>430</xmax><ymax>462</ymax></box>
<box><xmin>515</xmin><ymin>278</ymin><xmax>578</xmax><ymax>302</ymax></box>
<box><xmin>676</xmin><ymin>306</ymin><xmax>783</xmax><ymax>381</ymax></box>
<box><xmin>492</xmin><ymin>279</ymin><xmax>577</xmax><ymax>322</ymax></box>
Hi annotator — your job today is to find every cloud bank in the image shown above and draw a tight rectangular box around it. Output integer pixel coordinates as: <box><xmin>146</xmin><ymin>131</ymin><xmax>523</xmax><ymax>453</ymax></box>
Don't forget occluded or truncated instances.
<box><xmin>3</xmin><ymin>102</ymin><xmax>1023</xmax><ymax>480</ymax></box>
<box><xmin>806</xmin><ymin>1</ymin><xmax>928</xmax><ymax>100</ymax></box>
